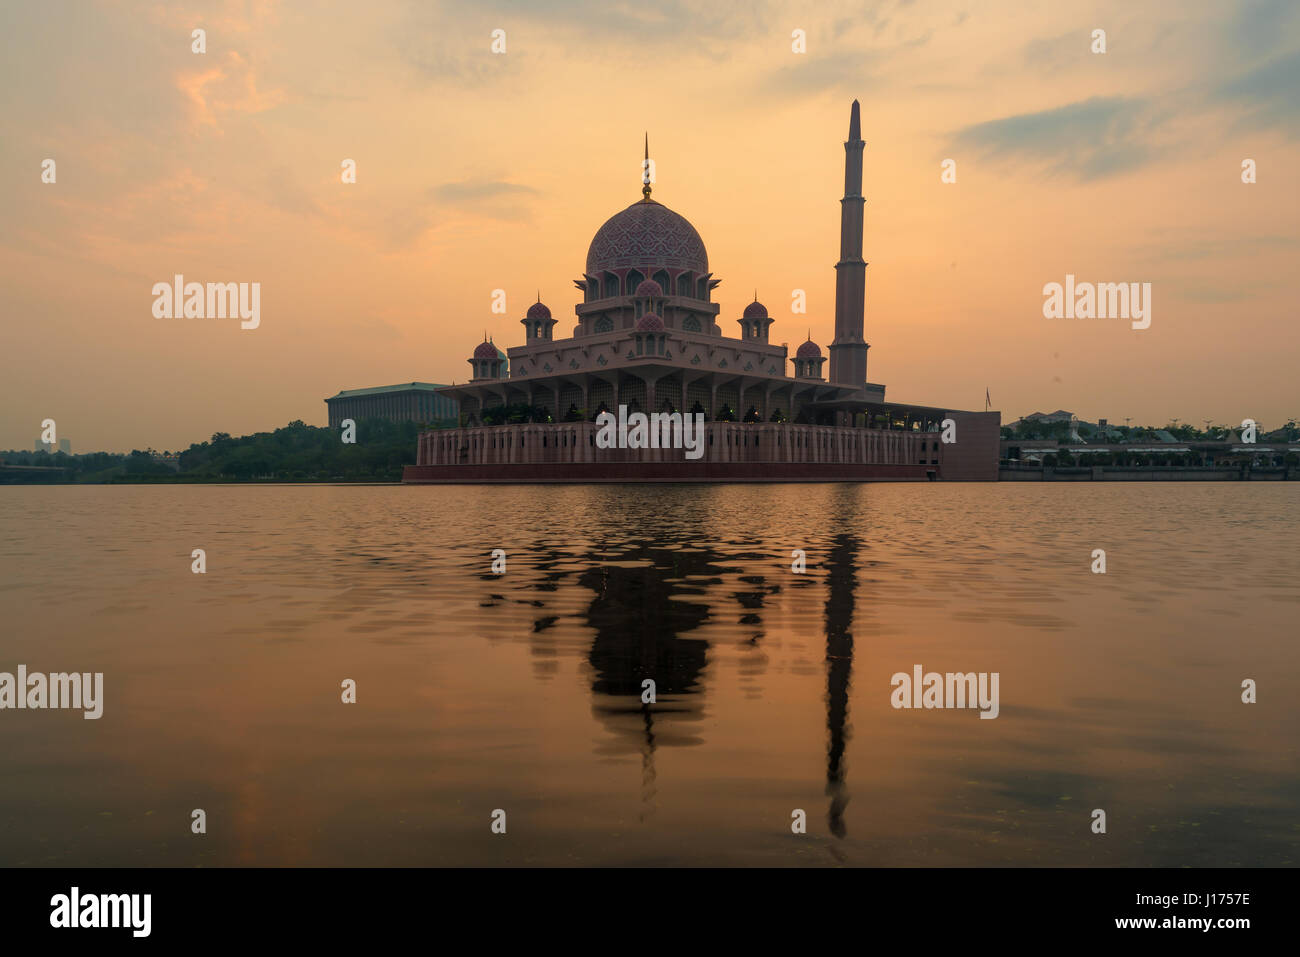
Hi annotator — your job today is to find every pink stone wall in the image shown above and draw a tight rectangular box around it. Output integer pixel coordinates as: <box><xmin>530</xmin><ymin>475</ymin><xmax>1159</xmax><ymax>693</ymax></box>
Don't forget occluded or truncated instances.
<box><xmin>412</xmin><ymin>420</ymin><xmax>997</xmax><ymax>480</ymax></box>
<box><xmin>403</xmin><ymin>461</ymin><xmax>931</xmax><ymax>484</ymax></box>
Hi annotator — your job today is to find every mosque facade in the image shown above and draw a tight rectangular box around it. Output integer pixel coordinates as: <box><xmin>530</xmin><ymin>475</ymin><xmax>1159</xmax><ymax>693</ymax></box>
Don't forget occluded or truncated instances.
<box><xmin>403</xmin><ymin>101</ymin><xmax>999</xmax><ymax>483</ymax></box>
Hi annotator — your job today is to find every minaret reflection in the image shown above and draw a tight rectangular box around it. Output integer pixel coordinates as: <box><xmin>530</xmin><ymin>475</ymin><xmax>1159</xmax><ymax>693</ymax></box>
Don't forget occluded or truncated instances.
<box><xmin>823</xmin><ymin>532</ymin><xmax>860</xmax><ymax>839</ymax></box>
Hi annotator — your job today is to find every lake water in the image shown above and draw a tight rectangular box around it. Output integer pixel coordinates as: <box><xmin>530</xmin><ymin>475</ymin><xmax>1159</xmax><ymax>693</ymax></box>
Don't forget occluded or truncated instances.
<box><xmin>1</xmin><ymin>483</ymin><xmax>1296</xmax><ymax>866</ymax></box>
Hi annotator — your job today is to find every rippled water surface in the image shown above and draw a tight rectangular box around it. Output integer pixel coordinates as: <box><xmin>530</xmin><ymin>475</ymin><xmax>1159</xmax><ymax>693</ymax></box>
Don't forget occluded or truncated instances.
<box><xmin>1</xmin><ymin>483</ymin><xmax>1297</xmax><ymax>866</ymax></box>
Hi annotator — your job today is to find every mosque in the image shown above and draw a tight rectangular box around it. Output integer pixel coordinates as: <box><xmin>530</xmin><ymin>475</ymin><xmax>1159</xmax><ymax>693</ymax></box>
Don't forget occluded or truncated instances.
<box><xmin>403</xmin><ymin>101</ymin><xmax>999</xmax><ymax>483</ymax></box>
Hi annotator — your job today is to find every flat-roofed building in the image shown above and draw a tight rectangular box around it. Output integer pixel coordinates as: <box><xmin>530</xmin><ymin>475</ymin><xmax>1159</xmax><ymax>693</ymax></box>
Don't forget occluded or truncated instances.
<box><xmin>325</xmin><ymin>382</ymin><xmax>459</xmax><ymax>428</ymax></box>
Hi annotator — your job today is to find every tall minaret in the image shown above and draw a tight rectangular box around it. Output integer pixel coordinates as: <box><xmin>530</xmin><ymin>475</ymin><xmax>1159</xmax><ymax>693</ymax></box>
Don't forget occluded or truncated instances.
<box><xmin>829</xmin><ymin>100</ymin><xmax>869</xmax><ymax>388</ymax></box>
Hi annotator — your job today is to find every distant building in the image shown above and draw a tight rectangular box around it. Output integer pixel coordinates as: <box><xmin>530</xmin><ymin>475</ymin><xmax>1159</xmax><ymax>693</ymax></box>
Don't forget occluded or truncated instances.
<box><xmin>325</xmin><ymin>382</ymin><xmax>459</xmax><ymax>428</ymax></box>
<box><xmin>34</xmin><ymin>439</ymin><xmax>44</xmax><ymax>452</ymax></box>
<box><xmin>59</xmin><ymin>438</ymin><xmax>71</xmax><ymax>454</ymax></box>
<box><xmin>1009</xmin><ymin>410</ymin><xmax>1076</xmax><ymax>428</ymax></box>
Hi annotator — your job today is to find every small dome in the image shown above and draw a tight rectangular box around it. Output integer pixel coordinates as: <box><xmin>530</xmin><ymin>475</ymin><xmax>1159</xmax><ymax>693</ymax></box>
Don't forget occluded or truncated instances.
<box><xmin>526</xmin><ymin>301</ymin><xmax>552</xmax><ymax>320</ymax></box>
<box><xmin>634</xmin><ymin>279</ymin><xmax>663</xmax><ymax>297</ymax></box>
<box><xmin>635</xmin><ymin>312</ymin><xmax>665</xmax><ymax>332</ymax></box>
<box><xmin>796</xmin><ymin>339</ymin><xmax>822</xmax><ymax>358</ymax></box>
<box><xmin>743</xmin><ymin>300</ymin><xmax>768</xmax><ymax>319</ymax></box>
<box><xmin>473</xmin><ymin>339</ymin><xmax>500</xmax><ymax>359</ymax></box>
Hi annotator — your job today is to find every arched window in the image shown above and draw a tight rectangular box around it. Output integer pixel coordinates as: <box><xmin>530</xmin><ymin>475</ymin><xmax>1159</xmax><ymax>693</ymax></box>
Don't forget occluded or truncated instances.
<box><xmin>627</xmin><ymin>269</ymin><xmax>644</xmax><ymax>293</ymax></box>
<box><xmin>594</xmin><ymin>316</ymin><xmax>613</xmax><ymax>334</ymax></box>
<box><xmin>604</xmin><ymin>273</ymin><xmax>619</xmax><ymax>298</ymax></box>
<box><xmin>653</xmin><ymin>269</ymin><xmax>670</xmax><ymax>291</ymax></box>
<box><xmin>682</xmin><ymin>316</ymin><xmax>701</xmax><ymax>333</ymax></box>
<box><xmin>696</xmin><ymin>278</ymin><xmax>707</xmax><ymax>300</ymax></box>
<box><xmin>676</xmin><ymin>273</ymin><xmax>692</xmax><ymax>297</ymax></box>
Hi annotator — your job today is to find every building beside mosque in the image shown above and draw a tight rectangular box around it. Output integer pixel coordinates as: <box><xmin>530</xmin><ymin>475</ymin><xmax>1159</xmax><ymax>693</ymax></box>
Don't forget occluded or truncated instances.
<box><xmin>325</xmin><ymin>382</ymin><xmax>458</xmax><ymax>428</ymax></box>
<box><xmin>403</xmin><ymin>101</ymin><xmax>999</xmax><ymax>483</ymax></box>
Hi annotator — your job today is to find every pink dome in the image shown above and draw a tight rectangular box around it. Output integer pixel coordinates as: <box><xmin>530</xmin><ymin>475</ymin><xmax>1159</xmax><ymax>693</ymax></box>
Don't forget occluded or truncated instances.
<box><xmin>635</xmin><ymin>312</ymin><xmax>665</xmax><ymax>332</ymax></box>
<box><xmin>634</xmin><ymin>279</ymin><xmax>663</xmax><ymax>297</ymax></box>
<box><xmin>587</xmin><ymin>199</ymin><xmax>708</xmax><ymax>275</ymax></box>
<box><xmin>526</xmin><ymin>301</ymin><xmax>551</xmax><ymax>320</ymax></box>
<box><xmin>796</xmin><ymin>339</ymin><xmax>822</xmax><ymax>358</ymax></box>
<box><xmin>743</xmin><ymin>300</ymin><xmax>768</xmax><ymax>319</ymax></box>
<box><xmin>473</xmin><ymin>340</ymin><xmax>500</xmax><ymax>359</ymax></box>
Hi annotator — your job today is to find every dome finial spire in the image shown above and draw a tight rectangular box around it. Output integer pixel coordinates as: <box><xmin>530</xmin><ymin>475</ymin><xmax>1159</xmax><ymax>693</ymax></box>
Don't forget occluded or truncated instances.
<box><xmin>642</xmin><ymin>133</ymin><xmax>652</xmax><ymax>200</ymax></box>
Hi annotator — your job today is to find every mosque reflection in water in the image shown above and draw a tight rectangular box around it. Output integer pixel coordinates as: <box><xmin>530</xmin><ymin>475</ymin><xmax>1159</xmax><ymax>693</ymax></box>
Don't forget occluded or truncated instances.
<box><xmin>520</xmin><ymin>534</ymin><xmax>862</xmax><ymax>838</ymax></box>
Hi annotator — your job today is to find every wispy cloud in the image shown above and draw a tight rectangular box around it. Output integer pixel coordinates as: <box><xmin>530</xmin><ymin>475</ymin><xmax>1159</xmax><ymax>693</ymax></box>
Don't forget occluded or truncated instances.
<box><xmin>757</xmin><ymin>49</ymin><xmax>885</xmax><ymax>98</ymax></box>
<box><xmin>176</xmin><ymin>51</ymin><xmax>285</xmax><ymax>131</ymax></box>
<box><xmin>950</xmin><ymin>96</ymin><xmax>1161</xmax><ymax>180</ymax></box>
<box><xmin>1214</xmin><ymin>49</ymin><xmax>1300</xmax><ymax>137</ymax></box>
<box><xmin>432</xmin><ymin>179</ymin><xmax>539</xmax><ymax>203</ymax></box>
<box><xmin>1171</xmin><ymin>279</ymin><xmax>1281</xmax><ymax>304</ymax></box>
<box><xmin>1227</xmin><ymin>0</ymin><xmax>1300</xmax><ymax>60</ymax></box>
<box><xmin>393</xmin><ymin>0</ymin><xmax>760</xmax><ymax>84</ymax></box>
<box><xmin>1132</xmin><ymin>232</ymin><xmax>1300</xmax><ymax>263</ymax></box>
<box><xmin>427</xmin><ymin>178</ymin><xmax>540</xmax><ymax>222</ymax></box>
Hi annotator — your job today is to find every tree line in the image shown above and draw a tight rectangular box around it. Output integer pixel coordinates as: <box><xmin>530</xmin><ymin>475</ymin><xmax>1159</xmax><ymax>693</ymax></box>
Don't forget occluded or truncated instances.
<box><xmin>0</xmin><ymin>418</ymin><xmax>451</xmax><ymax>483</ymax></box>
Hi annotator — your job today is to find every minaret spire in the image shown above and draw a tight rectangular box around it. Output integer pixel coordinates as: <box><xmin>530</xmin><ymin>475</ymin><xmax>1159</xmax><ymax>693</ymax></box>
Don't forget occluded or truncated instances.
<box><xmin>830</xmin><ymin>99</ymin><xmax>869</xmax><ymax>389</ymax></box>
<box><xmin>642</xmin><ymin>133</ymin><xmax>652</xmax><ymax>201</ymax></box>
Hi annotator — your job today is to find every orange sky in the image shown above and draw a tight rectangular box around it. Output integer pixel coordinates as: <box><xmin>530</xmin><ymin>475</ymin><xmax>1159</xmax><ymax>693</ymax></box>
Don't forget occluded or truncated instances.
<box><xmin>1</xmin><ymin>0</ymin><xmax>1297</xmax><ymax>452</ymax></box>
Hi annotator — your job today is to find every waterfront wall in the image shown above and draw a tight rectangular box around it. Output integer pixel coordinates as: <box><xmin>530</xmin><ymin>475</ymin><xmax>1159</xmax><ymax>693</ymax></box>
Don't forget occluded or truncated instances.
<box><xmin>1000</xmin><ymin>466</ymin><xmax>1295</xmax><ymax>481</ymax></box>
<box><xmin>405</xmin><ymin>417</ymin><xmax>1003</xmax><ymax>483</ymax></box>
<box><xmin>417</xmin><ymin>421</ymin><xmax>935</xmax><ymax>468</ymax></box>
<box><xmin>403</xmin><ymin>461</ymin><xmax>932</xmax><ymax>483</ymax></box>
